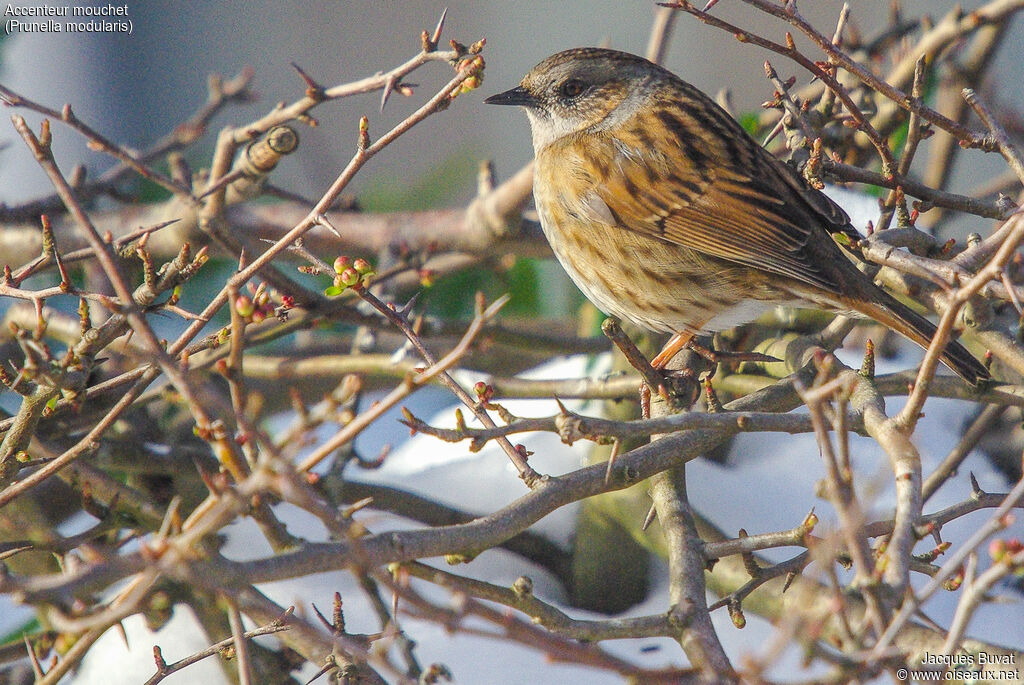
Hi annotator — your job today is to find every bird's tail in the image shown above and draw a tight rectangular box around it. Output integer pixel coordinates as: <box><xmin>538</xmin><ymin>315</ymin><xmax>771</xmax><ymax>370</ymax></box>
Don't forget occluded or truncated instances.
<box><xmin>856</xmin><ymin>291</ymin><xmax>989</xmax><ymax>386</ymax></box>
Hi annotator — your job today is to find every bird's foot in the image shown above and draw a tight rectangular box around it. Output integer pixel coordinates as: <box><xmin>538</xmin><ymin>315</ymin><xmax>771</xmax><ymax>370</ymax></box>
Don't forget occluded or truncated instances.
<box><xmin>640</xmin><ymin>367</ymin><xmax>701</xmax><ymax>418</ymax></box>
<box><xmin>684</xmin><ymin>339</ymin><xmax>780</xmax><ymax>365</ymax></box>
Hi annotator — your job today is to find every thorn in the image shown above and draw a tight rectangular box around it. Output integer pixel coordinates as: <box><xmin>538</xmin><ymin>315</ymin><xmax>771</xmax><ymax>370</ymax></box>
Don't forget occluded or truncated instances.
<box><xmin>315</xmin><ymin>213</ymin><xmax>343</xmax><ymax>240</ymax></box>
<box><xmin>380</xmin><ymin>77</ymin><xmax>396</xmax><ymax>113</ymax></box>
<box><xmin>311</xmin><ymin>601</ymin><xmax>333</xmax><ymax>632</ymax></box>
<box><xmin>801</xmin><ymin>509</ymin><xmax>818</xmax><ymax>534</ymax></box>
<box><xmin>117</xmin><ymin>620</ymin><xmax>130</xmax><ymax>649</ymax></box>
<box><xmin>54</xmin><ymin>247</ymin><xmax>72</xmax><ymax>292</ymax></box>
<box><xmin>603</xmin><ymin>438</ymin><xmax>621</xmax><ymax>487</ymax></box>
<box><xmin>553</xmin><ymin>397</ymin><xmax>571</xmax><ymax>416</ymax></box>
<box><xmin>397</xmin><ymin>291</ymin><xmax>420</xmax><ymax>318</ymax></box>
<box><xmin>24</xmin><ymin>634</ymin><xmax>44</xmax><ymax>678</ymax></box>
<box><xmin>304</xmin><ymin>658</ymin><xmax>336</xmax><ymax>685</ymax></box>
<box><xmin>292</xmin><ymin>63</ymin><xmax>325</xmax><ymax>100</ymax></box>
<box><xmin>431</xmin><ymin>7</ymin><xmax>448</xmax><ymax>47</ymax></box>
<box><xmin>342</xmin><ymin>497</ymin><xmax>374</xmax><ymax>518</ymax></box>
<box><xmin>969</xmin><ymin>472</ymin><xmax>982</xmax><ymax>496</ymax></box>
<box><xmin>761</xmin><ymin>117</ymin><xmax>786</xmax><ymax>147</ymax></box>
<box><xmin>642</xmin><ymin>503</ymin><xmax>658</xmax><ymax>531</ymax></box>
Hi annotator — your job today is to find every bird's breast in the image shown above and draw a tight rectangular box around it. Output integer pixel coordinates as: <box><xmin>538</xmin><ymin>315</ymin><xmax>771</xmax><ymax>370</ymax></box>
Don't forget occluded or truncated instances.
<box><xmin>535</xmin><ymin>165</ymin><xmax>728</xmax><ymax>332</ymax></box>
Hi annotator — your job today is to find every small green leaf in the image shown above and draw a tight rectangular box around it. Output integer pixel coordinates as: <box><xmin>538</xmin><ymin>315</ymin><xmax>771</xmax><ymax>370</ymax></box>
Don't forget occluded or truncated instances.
<box><xmin>739</xmin><ymin>112</ymin><xmax>761</xmax><ymax>138</ymax></box>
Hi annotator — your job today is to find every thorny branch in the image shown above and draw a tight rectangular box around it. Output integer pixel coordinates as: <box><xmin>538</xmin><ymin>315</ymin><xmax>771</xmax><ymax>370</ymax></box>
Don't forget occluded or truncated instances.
<box><xmin>143</xmin><ymin>610</ymin><xmax>293</xmax><ymax>685</ymax></box>
<box><xmin>3</xmin><ymin>4</ymin><xmax>1024</xmax><ymax>684</ymax></box>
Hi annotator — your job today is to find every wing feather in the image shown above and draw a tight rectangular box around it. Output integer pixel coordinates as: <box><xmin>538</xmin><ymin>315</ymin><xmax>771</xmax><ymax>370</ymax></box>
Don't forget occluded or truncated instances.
<box><xmin>586</xmin><ymin>110</ymin><xmax>862</xmax><ymax>297</ymax></box>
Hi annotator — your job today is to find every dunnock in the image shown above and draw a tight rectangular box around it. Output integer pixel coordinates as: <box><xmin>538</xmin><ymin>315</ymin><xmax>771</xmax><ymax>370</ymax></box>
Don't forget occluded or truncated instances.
<box><xmin>485</xmin><ymin>48</ymin><xmax>987</xmax><ymax>384</ymax></box>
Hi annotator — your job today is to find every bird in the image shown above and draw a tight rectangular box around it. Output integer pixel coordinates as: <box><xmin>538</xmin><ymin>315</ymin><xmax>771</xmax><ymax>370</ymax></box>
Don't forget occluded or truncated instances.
<box><xmin>484</xmin><ymin>47</ymin><xmax>988</xmax><ymax>385</ymax></box>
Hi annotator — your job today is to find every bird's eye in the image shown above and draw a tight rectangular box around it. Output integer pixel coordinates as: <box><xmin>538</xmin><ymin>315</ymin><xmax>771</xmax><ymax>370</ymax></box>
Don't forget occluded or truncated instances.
<box><xmin>558</xmin><ymin>79</ymin><xmax>587</xmax><ymax>98</ymax></box>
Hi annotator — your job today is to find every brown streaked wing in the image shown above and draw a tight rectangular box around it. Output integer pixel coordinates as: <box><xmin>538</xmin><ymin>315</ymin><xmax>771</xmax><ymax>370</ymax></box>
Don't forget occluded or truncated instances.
<box><xmin>764</xmin><ymin>152</ymin><xmax>857</xmax><ymax>238</ymax></box>
<box><xmin>594</xmin><ymin>117</ymin><xmax>859</xmax><ymax>296</ymax></box>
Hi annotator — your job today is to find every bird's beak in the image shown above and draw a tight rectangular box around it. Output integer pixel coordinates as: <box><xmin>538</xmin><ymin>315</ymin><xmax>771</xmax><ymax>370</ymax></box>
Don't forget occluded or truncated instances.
<box><xmin>483</xmin><ymin>85</ymin><xmax>535</xmax><ymax>107</ymax></box>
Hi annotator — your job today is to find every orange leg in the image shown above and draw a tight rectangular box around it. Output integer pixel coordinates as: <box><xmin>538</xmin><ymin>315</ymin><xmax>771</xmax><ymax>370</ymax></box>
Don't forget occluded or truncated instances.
<box><xmin>650</xmin><ymin>331</ymin><xmax>696</xmax><ymax>369</ymax></box>
<box><xmin>654</xmin><ymin>331</ymin><xmax>781</xmax><ymax>368</ymax></box>
<box><xmin>642</xmin><ymin>330</ymin><xmax>778</xmax><ymax>418</ymax></box>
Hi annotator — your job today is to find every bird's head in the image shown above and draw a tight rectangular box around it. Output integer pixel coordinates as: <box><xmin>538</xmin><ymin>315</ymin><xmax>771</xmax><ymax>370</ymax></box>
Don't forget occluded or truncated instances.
<box><xmin>485</xmin><ymin>48</ymin><xmax>668</xmax><ymax>152</ymax></box>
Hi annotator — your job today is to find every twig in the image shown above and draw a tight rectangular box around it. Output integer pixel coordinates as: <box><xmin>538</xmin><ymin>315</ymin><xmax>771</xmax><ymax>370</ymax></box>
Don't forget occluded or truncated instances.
<box><xmin>401</xmin><ymin>404</ymin><xmax>862</xmax><ymax>446</ymax></box>
<box><xmin>663</xmin><ymin>1</ymin><xmax>899</xmax><ymax>173</ymax></box>
<box><xmin>963</xmin><ymin>88</ymin><xmax>1024</xmax><ymax>184</ymax></box>
<box><xmin>922</xmin><ymin>404</ymin><xmax>1008</xmax><ymax>502</ymax></box>
<box><xmin>723</xmin><ymin>0</ymin><xmax>1004</xmax><ymax>147</ymax></box>
<box><xmin>296</xmin><ymin>293</ymin><xmax>510</xmax><ymax>473</ymax></box>
<box><xmin>646</xmin><ymin>5</ymin><xmax>679</xmax><ymax>64</ymax></box>
<box><xmin>706</xmin><ymin>550</ymin><xmax>810</xmax><ymax>613</ymax></box>
<box><xmin>650</xmin><ymin>466</ymin><xmax>736</xmax><ymax>681</ymax></box>
<box><xmin>227</xmin><ymin>601</ymin><xmax>253</xmax><ymax>685</ymax></box>
<box><xmin>896</xmin><ymin>210</ymin><xmax>1024</xmax><ymax>431</ymax></box>
<box><xmin>0</xmin><ymin>47</ymin><xmax>484</xmax><ymax>505</ymax></box>
<box><xmin>8</xmin><ymin>116</ymin><xmax>251</xmax><ymax>483</ymax></box>
<box><xmin>600</xmin><ymin>318</ymin><xmax>666</xmax><ymax>395</ymax></box>
<box><xmin>0</xmin><ymin>69</ymin><xmax>253</xmax><ymax>223</ymax></box>
<box><xmin>143</xmin><ymin>610</ymin><xmax>292</xmax><ymax>685</ymax></box>
<box><xmin>797</xmin><ymin>371</ymin><xmax>887</xmax><ymax>632</ymax></box>
<box><xmin>351</xmin><ymin>283</ymin><xmax>541</xmax><ymax>483</ymax></box>
<box><xmin>0</xmin><ymin>85</ymin><xmax>193</xmax><ymax>198</ymax></box>
<box><xmin>400</xmin><ymin>561</ymin><xmax>679</xmax><ymax>641</ymax></box>
<box><xmin>876</xmin><ymin>55</ymin><xmax>928</xmax><ymax>231</ymax></box>
<box><xmin>939</xmin><ymin>549</ymin><xmax>1024</xmax><ymax>657</ymax></box>
<box><xmin>822</xmin><ymin>158</ymin><xmax>1013</xmax><ymax>220</ymax></box>
<box><xmin>375</xmin><ymin>565</ymin><xmax>694</xmax><ymax>682</ymax></box>
<box><xmin>872</xmin><ymin>471</ymin><xmax>1024</xmax><ymax>655</ymax></box>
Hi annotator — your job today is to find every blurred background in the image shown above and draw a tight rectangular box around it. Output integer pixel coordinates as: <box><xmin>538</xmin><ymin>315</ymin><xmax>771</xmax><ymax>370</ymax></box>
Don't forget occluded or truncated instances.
<box><xmin>3</xmin><ymin>0</ymin><xmax>1019</xmax><ymax>217</ymax></box>
<box><xmin>3</xmin><ymin>2</ymin><xmax>1024</xmax><ymax>682</ymax></box>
